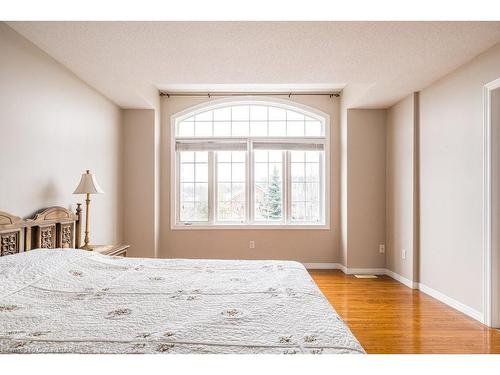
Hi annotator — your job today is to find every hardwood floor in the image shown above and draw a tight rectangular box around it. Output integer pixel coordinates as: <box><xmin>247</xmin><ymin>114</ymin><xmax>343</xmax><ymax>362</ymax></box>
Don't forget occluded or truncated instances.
<box><xmin>309</xmin><ymin>270</ymin><xmax>500</xmax><ymax>354</ymax></box>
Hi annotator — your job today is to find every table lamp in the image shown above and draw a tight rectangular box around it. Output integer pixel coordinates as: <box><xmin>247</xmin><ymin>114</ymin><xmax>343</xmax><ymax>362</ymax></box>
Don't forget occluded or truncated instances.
<box><xmin>73</xmin><ymin>170</ymin><xmax>104</xmax><ymax>250</ymax></box>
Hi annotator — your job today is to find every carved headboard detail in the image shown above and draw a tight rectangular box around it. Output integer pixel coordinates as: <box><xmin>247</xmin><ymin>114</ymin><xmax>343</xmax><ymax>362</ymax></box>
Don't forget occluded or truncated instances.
<box><xmin>26</xmin><ymin>206</ymin><xmax>82</xmax><ymax>250</ymax></box>
<box><xmin>0</xmin><ymin>205</ymin><xmax>82</xmax><ymax>256</ymax></box>
<box><xmin>0</xmin><ymin>211</ymin><xmax>26</xmax><ymax>256</ymax></box>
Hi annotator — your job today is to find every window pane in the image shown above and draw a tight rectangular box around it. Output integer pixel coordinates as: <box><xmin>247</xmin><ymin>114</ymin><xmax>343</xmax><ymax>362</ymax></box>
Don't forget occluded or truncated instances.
<box><xmin>181</xmin><ymin>183</ymin><xmax>194</xmax><ymax>201</ymax></box>
<box><xmin>269</xmin><ymin>150</ymin><xmax>282</xmax><ymax>162</ymax></box>
<box><xmin>250</xmin><ymin>121</ymin><xmax>268</xmax><ymax>136</ymax></box>
<box><xmin>287</xmin><ymin>110</ymin><xmax>304</xmax><ymax>121</ymax></box>
<box><xmin>291</xmin><ymin>163</ymin><xmax>305</xmax><ymax>182</ymax></box>
<box><xmin>180</xmin><ymin>151</ymin><xmax>194</xmax><ymax>162</ymax></box>
<box><xmin>250</xmin><ymin>105</ymin><xmax>268</xmax><ymax>121</ymax></box>
<box><xmin>269</xmin><ymin>163</ymin><xmax>282</xmax><ymax>178</ymax></box>
<box><xmin>178</xmin><ymin>121</ymin><xmax>194</xmax><ymax>137</ymax></box>
<box><xmin>213</xmin><ymin>121</ymin><xmax>231</xmax><ymax>136</ymax></box>
<box><xmin>305</xmin><ymin>151</ymin><xmax>319</xmax><ymax>162</ymax></box>
<box><xmin>253</xmin><ymin>150</ymin><xmax>283</xmax><ymax>221</ymax></box>
<box><xmin>254</xmin><ymin>150</ymin><xmax>268</xmax><ymax>162</ymax></box>
<box><xmin>232</xmin><ymin>151</ymin><xmax>246</xmax><ymax>163</ymax></box>
<box><xmin>216</xmin><ymin>151</ymin><xmax>246</xmax><ymax>222</ymax></box>
<box><xmin>290</xmin><ymin>150</ymin><xmax>322</xmax><ymax>223</ymax></box>
<box><xmin>195</xmin><ymin>183</ymin><xmax>208</xmax><ymax>201</ymax></box>
<box><xmin>232</xmin><ymin>163</ymin><xmax>246</xmax><ymax>182</ymax></box>
<box><xmin>195</xmin><ymin>111</ymin><xmax>212</xmax><ymax>122</ymax></box>
<box><xmin>231</xmin><ymin>201</ymin><xmax>245</xmax><ymax>220</ymax></box>
<box><xmin>269</xmin><ymin>107</ymin><xmax>286</xmax><ymax>121</ymax></box>
<box><xmin>254</xmin><ymin>163</ymin><xmax>268</xmax><ymax>182</ymax></box>
<box><xmin>291</xmin><ymin>202</ymin><xmax>305</xmax><ymax>221</ymax></box>
<box><xmin>305</xmin><ymin>183</ymin><xmax>320</xmax><ymax>203</ymax></box>
<box><xmin>232</xmin><ymin>183</ymin><xmax>245</xmax><ymax>201</ymax></box>
<box><xmin>181</xmin><ymin>196</ymin><xmax>208</xmax><ymax>222</ymax></box>
<box><xmin>181</xmin><ymin>202</ymin><xmax>195</xmax><ymax>221</ymax></box>
<box><xmin>217</xmin><ymin>163</ymin><xmax>231</xmax><ymax>182</ymax></box>
<box><xmin>254</xmin><ymin>183</ymin><xmax>268</xmax><ymax>220</ymax></box>
<box><xmin>195</xmin><ymin>122</ymin><xmax>212</xmax><ymax>136</ymax></box>
<box><xmin>268</xmin><ymin>121</ymin><xmax>286</xmax><ymax>136</ymax></box>
<box><xmin>177</xmin><ymin>105</ymin><xmax>324</xmax><ymax>138</ymax></box>
<box><xmin>291</xmin><ymin>182</ymin><xmax>305</xmax><ymax>201</ymax></box>
<box><xmin>180</xmin><ymin>164</ymin><xmax>194</xmax><ymax>182</ymax></box>
<box><xmin>231</xmin><ymin>121</ymin><xmax>249</xmax><ymax>136</ymax></box>
<box><xmin>232</xmin><ymin>105</ymin><xmax>250</xmax><ymax>121</ymax></box>
<box><xmin>305</xmin><ymin>120</ymin><xmax>322</xmax><ymax>136</ymax></box>
<box><xmin>217</xmin><ymin>202</ymin><xmax>231</xmax><ymax>221</ymax></box>
<box><xmin>218</xmin><ymin>183</ymin><xmax>232</xmax><ymax>201</ymax></box>
<box><xmin>195</xmin><ymin>164</ymin><xmax>208</xmax><ymax>182</ymax></box>
<box><xmin>291</xmin><ymin>150</ymin><xmax>305</xmax><ymax>162</ymax></box>
<box><xmin>305</xmin><ymin>202</ymin><xmax>320</xmax><ymax>222</ymax></box>
<box><xmin>287</xmin><ymin>121</ymin><xmax>304</xmax><ymax>136</ymax></box>
<box><xmin>195</xmin><ymin>152</ymin><xmax>208</xmax><ymax>162</ymax></box>
<box><xmin>179</xmin><ymin>151</ymin><xmax>208</xmax><ymax>222</ymax></box>
<box><xmin>195</xmin><ymin>202</ymin><xmax>208</xmax><ymax>221</ymax></box>
<box><xmin>306</xmin><ymin>163</ymin><xmax>319</xmax><ymax>182</ymax></box>
<box><xmin>213</xmin><ymin>107</ymin><xmax>231</xmax><ymax>121</ymax></box>
<box><xmin>217</xmin><ymin>151</ymin><xmax>232</xmax><ymax>162</ymax></box>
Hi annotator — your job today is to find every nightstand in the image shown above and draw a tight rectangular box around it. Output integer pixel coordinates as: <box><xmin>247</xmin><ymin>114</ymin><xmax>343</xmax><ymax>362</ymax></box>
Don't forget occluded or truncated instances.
<box><xmin>87</xmin><ymin>244</ymin><xmax>130</xmax><ymax>257</ymax></box>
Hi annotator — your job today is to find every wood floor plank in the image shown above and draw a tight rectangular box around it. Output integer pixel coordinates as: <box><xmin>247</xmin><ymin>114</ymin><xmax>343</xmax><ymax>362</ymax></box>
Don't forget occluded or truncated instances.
<box><xmin>309</xmin><ymin>269</ymin><xmax>500</xmax><ymax>354</ymax></box>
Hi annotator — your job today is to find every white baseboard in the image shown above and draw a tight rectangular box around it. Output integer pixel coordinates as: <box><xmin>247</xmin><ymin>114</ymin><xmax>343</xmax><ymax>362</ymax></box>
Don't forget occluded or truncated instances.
<box><xmin>303</xmin><ymin>262</ymin><xmax>483</xmax><ymax>324</ymax></box>
<box><xmin>385</xmin><ymin>269</ymin><xmax>419</xmax><ymax>289</ymax></box>
<box><xmin>418</xmin><ymin>283</ymin><xmax>484</xmax><ymax>323</ymax></box>
<box><xmin>336</xmin><ymin>263</ymin><xmax>347</xmax><ymax>273</ymax></box>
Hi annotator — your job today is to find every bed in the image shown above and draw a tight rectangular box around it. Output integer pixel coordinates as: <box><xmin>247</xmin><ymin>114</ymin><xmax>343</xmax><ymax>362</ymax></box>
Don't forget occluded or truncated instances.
<box><xmin>0</xmin><ymin>207</ymin><xmax>364</xmax><ymax>354</ymax></box>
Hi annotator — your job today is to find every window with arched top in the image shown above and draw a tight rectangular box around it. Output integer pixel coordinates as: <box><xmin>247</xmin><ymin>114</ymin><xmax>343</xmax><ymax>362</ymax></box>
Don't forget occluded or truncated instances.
<box><xmin>171</xmin><ymin>98</ymin><xmax>329</xmax><ymax>228</ymax></box>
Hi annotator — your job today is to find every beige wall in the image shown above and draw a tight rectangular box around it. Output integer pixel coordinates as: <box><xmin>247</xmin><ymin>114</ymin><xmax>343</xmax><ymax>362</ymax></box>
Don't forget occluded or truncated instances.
<box><xmin>419</xmin><ymin>42</ymin><xmax>500</xmax><ymax>312</ymax></box>
<box><xmin>159</xmin><ymin>95</ymin><xmax>341</xmax><ymax>263</ymax></box>
<box><xmin>345</xmin><ymin>109</ymin><xmax>387</xmax><ymax>268</ymax></box>
<box><xmin>122</xmin><ymin>109</ymin><xmax>157</xmax><ymax>257</ymax></box>
<box><xmin>0</xmin><ymin>23</ymin><xmax>123</xmax><ymax>245</ymax></box>
<box><xmin>386</xmin><ymin>94</ymin><xmax>418</xmax><ymax>281</ymax></box>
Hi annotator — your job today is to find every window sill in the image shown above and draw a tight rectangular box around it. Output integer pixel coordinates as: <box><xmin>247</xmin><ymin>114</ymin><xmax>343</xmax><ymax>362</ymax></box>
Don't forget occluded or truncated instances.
<box><xmin>171</xmin><ymin>224</ymin><xmax>330</xmax><ymax>230</ymax></box>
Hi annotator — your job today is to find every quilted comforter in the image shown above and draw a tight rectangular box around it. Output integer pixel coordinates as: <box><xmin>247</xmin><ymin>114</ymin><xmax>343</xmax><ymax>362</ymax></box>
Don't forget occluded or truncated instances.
<box><xmin>0</xmin><ymin>249</ymin><xmax>364</xmax><ymax>354</ymax></box>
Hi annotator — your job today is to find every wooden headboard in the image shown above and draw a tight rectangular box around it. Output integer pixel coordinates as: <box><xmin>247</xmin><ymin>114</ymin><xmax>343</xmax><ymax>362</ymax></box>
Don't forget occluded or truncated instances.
<box><xmin>0</xmin><ymin>211</ymin><xmax>26</xmax><ymax>256</ymax></box>
<box><xmin>0</xmin><ymin>205</ymin><xmax>82</xmax><ymax>256</ymax></box>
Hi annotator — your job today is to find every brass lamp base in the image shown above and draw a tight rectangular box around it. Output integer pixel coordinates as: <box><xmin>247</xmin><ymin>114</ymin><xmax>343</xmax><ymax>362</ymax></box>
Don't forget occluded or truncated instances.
<box><xmin>80</xmin><ymin>244</ymin><xmax>94</xmax><ymax>251</ymax></box>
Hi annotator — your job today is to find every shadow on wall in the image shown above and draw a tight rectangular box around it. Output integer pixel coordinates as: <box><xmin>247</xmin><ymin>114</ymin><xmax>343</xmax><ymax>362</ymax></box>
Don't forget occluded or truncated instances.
<box><xmin>31</xmin><ymin>180</ymin><xmax>63</xmax><ymax>215</ymax></box>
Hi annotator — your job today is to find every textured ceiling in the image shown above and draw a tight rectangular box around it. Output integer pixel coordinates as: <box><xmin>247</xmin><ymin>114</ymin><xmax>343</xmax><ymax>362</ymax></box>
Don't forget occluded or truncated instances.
<box><xmin>7</xmin><ymin>21</ymin><xmax>500</xmax><ymax>108</ymax></box>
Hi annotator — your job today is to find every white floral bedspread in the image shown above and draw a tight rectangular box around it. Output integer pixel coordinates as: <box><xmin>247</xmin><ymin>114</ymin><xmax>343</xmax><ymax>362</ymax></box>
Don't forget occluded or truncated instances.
<box><xmin>0</xmin><ymin>249</ymin><xmax>364</xmax><ymax>354</ymax></box>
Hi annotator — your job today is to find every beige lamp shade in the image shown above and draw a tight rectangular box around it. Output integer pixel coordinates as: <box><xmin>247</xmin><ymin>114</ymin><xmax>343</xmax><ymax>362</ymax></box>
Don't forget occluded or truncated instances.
<box><xmin>73</xmin><ymin>170</ymin><xmax>104</xmax><ymax>194</ymax></box>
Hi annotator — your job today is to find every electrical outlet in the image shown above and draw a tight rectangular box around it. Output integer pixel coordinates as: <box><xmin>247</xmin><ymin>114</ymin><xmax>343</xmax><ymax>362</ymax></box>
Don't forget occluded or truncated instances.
<box><xmin>249</xmin><ymin>240</ymin><xmax>255</xmax><ymax>249</ymax></box>
<box><xmin>379</xmin><ymin>244</ymin><xmax>385</xmax><ymax>254</ymax></box>
<box><xmin>402</xmin><ymin>249</ymin><xmax>407</xmax><ymax>260</ymax></box>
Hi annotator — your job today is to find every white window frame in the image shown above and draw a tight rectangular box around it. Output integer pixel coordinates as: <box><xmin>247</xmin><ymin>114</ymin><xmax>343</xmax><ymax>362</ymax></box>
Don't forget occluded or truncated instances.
<box><xmin>170</xmin><ymin>97</ymin><xmax>330</xmax><ymax>230</ymax></box>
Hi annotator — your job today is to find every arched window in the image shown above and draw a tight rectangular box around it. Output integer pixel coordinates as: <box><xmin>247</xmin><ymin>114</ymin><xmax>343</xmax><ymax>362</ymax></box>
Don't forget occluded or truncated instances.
<box><xmin>171</xmin><ymin>98</ymin><xmax>329</xmax><ymax>228</ymax></box>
